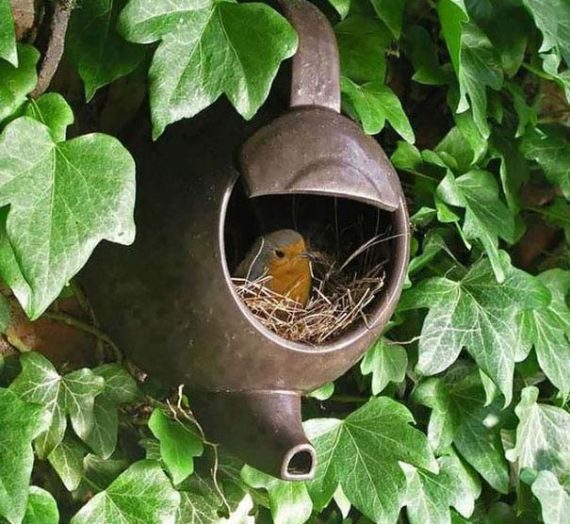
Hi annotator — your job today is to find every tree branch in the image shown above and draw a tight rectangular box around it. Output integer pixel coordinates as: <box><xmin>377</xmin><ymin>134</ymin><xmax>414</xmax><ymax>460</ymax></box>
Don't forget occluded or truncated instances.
<box><xmin>30</xmin><ymin>0</ymin><xmax>72</xmax><ymax>99</ymax></box>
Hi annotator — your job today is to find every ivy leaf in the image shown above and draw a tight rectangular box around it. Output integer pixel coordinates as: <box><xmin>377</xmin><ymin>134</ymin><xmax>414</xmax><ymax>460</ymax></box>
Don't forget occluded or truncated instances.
<box><xmin>0</xmin><ymin>0</ymin><xmax>17</xmax><ymax>66</ymax></box>
<box><xmin>506</xmin><ymin>386</ymin><xmax>570</xmax><ymax>478</ymax></box>
<box><xmin>10</xmin><ymin>352</ymin><xmax>105</xmax><ymax>458</ymax></box>
<box><xmin>413</xmin><ymin>369</ymin><xmax>511</xmax><ymax>493</ymax></box>
<box><xmin>400</xmin><ymin>253</ymin><xmax>550</xmax><ymax>404</ymax></box>
<box><xmin>305</xmin><ymin>397</ymin><xmax>437</xmax><ymax>523</ymax></box>
<box><xmin>456</xmin><ymin>23</ymin><xmax>503</xmax><ymax>139</ymax></box>
<box><xmin>522</xmin><ymin>0</ymin><xmax>570</xmax><ymax>62</ymax></box>
<box><xmin>360</xmin><ymin>338</ymin><xmax>407</xmax><ymax>395</ymax></box>
<box><xmin>0</xmin><ymin>116</ymin><xmax>136</xmax><ymax>319</ymax></box>
<box><xmin>341</xmin><ymin>77</ymin><xmax>415</xmax><ymax>142</ymax></box>
<box><xmin>402</xmin><ymin>454</ymin><xmax>481</xmax><ymax>524</ymax></box>
<box><xmin>404</xmin><ymin>25</ymin><xmax>448</xmax><ymax>85</ymax></box>
<box><xmin>519</xmin><ymin>270</ymin><xmax>570</xmax><ymax>397</ymax></box>
<box><xmin>0</xmin><ymin>44</ymin><xmax>39</xmax><ymax>123</ymax></box>
<box><xmin>369</xmin><ymin>0</ymin><xmax>406</xmax><ymax>38</ymax></box>
<box><xmin>241</xmin><ymin>466</ymin><xmax>313</xmax><ymax>524</ymax></box>
<box><xmin>83</xmin><ymin>364</ymin><xmax>138</xmax><ymax>458</ymax></box>
<box><xmin>148</xmin><ymin>408</ymin><xmax>204</xmax><ymax>485</ymax></box>
<box><xmin>541</xmin><ymin>198</ymin><xmax>570</xmax><ymax>242</ymax></box>
<box><xmin>67</xmin><ymin>0</ymin><xmax>146</xmax><ymax>100</ymax></box>
<box><xmin>531</xmin><ymin>470</ymin><xmax>570</xmax><ymax>524</ymax></box>
<box><xmin>22</xmin><ymin>487</ymin><xmax>59</xmax><ymax>524</ymax></box>
<box><xmin>0</xmin><ymin>388</ymin><xmax>49</xmax><ymax>524</ymax></box>
<box><xmin>438</xmin><ymin>0</ymin><xmax>469</xmax><ymax>75</ymax></box>
<box><xmin>176</xmin><ymin>490</ymin><xmax>221</xmax><ymax>524</ymax></box>
<box><xmin>335</xmin><ymin>15</ymin><xmax>391</xmax><ymax>83</ymax></box>
<box><xmin>70</xmin><ymin>460</ymin><xmax>180</xmax><ymax>524</ymax></box>
<box><xmin>328</xmin><ymin>0</ymin><xmax>351</xmax><ymax>19</ymax></box>
<box><xmin>520</xmin><ymin>126</ymin><xmax>570</xmax><ymax>199</ymax></box>
<box><xmin>82</xmin><ymin>454</ymin><xmax>129</xmax><ymax>492</ymax></box>
<box><xmin>436</xmin><ymin>170</ymin><xmax>515</xmax><ymax>282</ymax></box>
<box><xmin>48</xmin><ymin>435</ymin><xmax>87</xmax><ymax>491</ymax></box>
<box><xmin>23</xmin><ymin>93</ymin><xmax>74</xmax><ymax>142</ymax></box>
<box><xmin>118</xmin><ymin>0</ymin><xmax>297</xmax><ymax>138</ymax></box>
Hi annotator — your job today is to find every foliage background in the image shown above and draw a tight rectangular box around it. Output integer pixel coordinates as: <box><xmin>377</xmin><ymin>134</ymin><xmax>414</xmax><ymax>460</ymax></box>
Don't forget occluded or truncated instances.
<box><xmin>1</xmin><ymin>0</ymin><xmax>570</xmax><ymax>522</ymax></box>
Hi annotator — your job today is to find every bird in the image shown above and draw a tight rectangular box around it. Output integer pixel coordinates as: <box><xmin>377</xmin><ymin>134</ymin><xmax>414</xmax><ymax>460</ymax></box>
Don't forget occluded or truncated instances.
<box><xmin>235</xmin><ymin>229</ymin><xmax>312</xmax><ymax>306</ymax></box>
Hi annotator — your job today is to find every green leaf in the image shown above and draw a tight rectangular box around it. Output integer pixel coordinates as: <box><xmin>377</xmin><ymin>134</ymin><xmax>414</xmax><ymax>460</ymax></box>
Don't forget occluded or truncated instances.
<box><xmin>436</xmin><ymin>170</ymin><xmax>515</xmax><ymax>282</ymax></box>
<box><xmin>490</xmin><ymin>126</ymin><xmax>529</xmax><ymax>211</ymax></box>
<box><xmin>335</xmin><ymin>15</ymin><xmax>391</xmax><ymax>83</ymax></box>
<box><xmin>328</xmin><ymin>0</ymin><xmax>351</xmax><ymax>19</ymax></box>
<box><xmin>400</xmin><ymin>254</ymin><xmax>550</xmax><ymax>404</ymax></box>
<box><xmin>0</xmin><ymin>116</ymin><xmax>136</xmax><ymax>318</ymax></box>
<box><xmin>241</xmin><ymin>466</ymin><xmax>313</xmax><ymax>524</ymax></box>
<box><xmin>82</xmin><ymin>454</ymin><xmax>129</xmax><ymax>492</ymax></box>
<box><xmin>23</xmin><ymin>93</ymin><xmax>74</xmax><ymax>142</ymax></box>
<box><xmin>48</xmin><ymin>435</ymin><xmax>87</xmax><ymax>491</ymax></box>
<box><xmin>0</xmin><ymin>44</ymin><xmax>38</xmax><ymax>123</ymax></box>
<box><xmin>176</xmin><ymin>490</ymin><xmax>221</xmax><ymax>524</ymax></box>
<box><xmin>148</xmin><ymin>408</ymin><xmax>204</xmax><ymax>485</ymax></box>
<box><xmin>305</xmin><ymin>397</ymin><xmax>437</xmax><ymax>523</ymax></box>
<box><xmin>67</xmin><ymin>0</ymin><xmax>146</xmax><ymax>100</ymax></box>
<box><xmin>506</xmin><ymin>386</ymin><xmax>570</xmax><ymax>478</ymax></box>
<box><xmin>369</xmin><ymin>0</ymin><xmax>406</xmax><ymax>38</ymax></box>
<box><xmin>118</xmin><ymin>0</ymin><xmax>297</xmax><ymax>138</ymax></box>
<box><xmin>402</xmin><ymin>454</ymin><xmax>481</xmax><ymax>524</ymax></box>
<box><xmin>0</xmin><ymin>293</ymin><xmax>10</xmax><ymax>333</ymax></box>
<box><xmin>341</xmin><ymin>77</ymin><xmax>415</xmax><ymax>142</ymax></box>
<box><xmin>479</xmin><ymin>3</ymin><xmax>530</xmax><ymax>77</ymax></box>
<box><xmin>0</xmin><ymin>388</ymin><xmax>49</xmax><ymax>524</ymax></box>
<box><xmin>10</xmin><ymin>352</ymin><xmax>105</xmax><ymax>457</ymax></box>
<box><xmin>83</xmin><ymin>364</ymin><xmax>139</xmax><ymax>458</ymax></box>
<box><xmin>456</xmin><ymin>23</ymin><xmax>503</xmax><ymax>139</ymax></box>
<box><xmin>413</xmin><ymin>369</ymin><xmax>511</xmax><ymax>493</ymax></box>
<box><xmin>436</xmin><ymin>126</ymin><xmax>476</xmax><ymax>173</ymax></box>
<box><xmin>522</xmin><ymin>0</ymin><xmax>570</xmax><ymax>62</ymax></box>
<box><xmin>71</xmin><ymin>460</ymin><xmax>180</xmax><ymax>524</ymax></box>
<box><xmin>541</xmin><ymin>198</ymin><xmax>570</xmax><ymax>242</ymax></box>
<box><xmin>0</xmin><ymin>0</ymin><xmax>17</xmax><ymax>66</ymax></box>
<box><xmin>22</xmin><ymin>487</ymin><xmax>59</xmax><ymax>524</ymax></box>
<box><xmin>519</xmin><ymin>270</ymin><xmax>570</xmax><ymax>397</ymax></box>
<box><xmin>404</xmin><ymin>25</ymin><xmax>448</xmax><ymax>85</ymax></box>
<box><xmin>520</xmin><ymin>126</ymin><xmax>570</xmax><ymax>199</ymax></box>
<box><xmin>531</xmin><ymin>470</ymin><xmax>570</xmax><ymax>524</ymax></box>
<box><xmin>360</xmin><ymin>338</ymin><xmax>407</xmax><ymax>395</ymax></box>
<box><xmin>438</xmin><ymin>0</ymin><xmax>469</xmax><ymax>74</ymax></box>
<box><xmin>308</xmin><ymin>382</ymin><xmax>335</xmax><ymax>401</ymax></box>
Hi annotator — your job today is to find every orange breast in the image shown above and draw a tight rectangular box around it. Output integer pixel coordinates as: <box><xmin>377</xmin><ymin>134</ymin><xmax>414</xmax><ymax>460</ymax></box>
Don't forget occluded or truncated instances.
<box><xmin>266</xmin><ymin>257</ymin><xmax>311</xmax><ymax>306</ymax></box>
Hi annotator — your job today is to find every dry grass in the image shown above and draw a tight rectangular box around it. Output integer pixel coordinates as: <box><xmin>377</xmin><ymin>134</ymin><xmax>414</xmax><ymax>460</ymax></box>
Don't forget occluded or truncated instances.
<box><xmin>232</xmin><ymin>235</ymin><xmax>388</xmax><ymax>345</ymax></box>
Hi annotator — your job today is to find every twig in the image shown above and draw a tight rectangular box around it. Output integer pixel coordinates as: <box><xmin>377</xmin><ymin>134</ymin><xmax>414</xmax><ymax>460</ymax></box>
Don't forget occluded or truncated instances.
<box><xmin>43</xmin><ymin>310</ymin><xmax>123</xmax><ymax>362</ymax></box>
<box><xmin>167</xmin><ymin>388</ymin><xmax>231</xmax><ymax>514</ymax></box>
<box><xmin>30</xmin><ymin>0</ymin><xmax>73</xmax><ymax>98</ymax></box>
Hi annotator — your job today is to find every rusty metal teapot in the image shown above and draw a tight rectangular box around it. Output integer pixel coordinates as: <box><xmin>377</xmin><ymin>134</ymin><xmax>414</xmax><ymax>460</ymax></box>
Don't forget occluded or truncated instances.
<box><xmin>81</xmin><ymin>0</ymin><xmax>409</xmax><ymax>480</ymax></box>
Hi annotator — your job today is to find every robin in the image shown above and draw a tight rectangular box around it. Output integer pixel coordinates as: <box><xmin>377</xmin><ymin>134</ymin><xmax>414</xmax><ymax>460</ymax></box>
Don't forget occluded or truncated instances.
<box><xmin>235</xmin><ymin>229</ymin><xmax>312</xmax><ymax>306</ymax></box>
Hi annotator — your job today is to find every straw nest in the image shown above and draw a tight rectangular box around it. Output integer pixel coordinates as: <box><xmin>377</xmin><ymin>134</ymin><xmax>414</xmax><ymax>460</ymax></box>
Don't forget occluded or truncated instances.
<box><xmin>232</xmin><ymin>234</ymin><xmax>388</xmax><ymax>345</ymax></box>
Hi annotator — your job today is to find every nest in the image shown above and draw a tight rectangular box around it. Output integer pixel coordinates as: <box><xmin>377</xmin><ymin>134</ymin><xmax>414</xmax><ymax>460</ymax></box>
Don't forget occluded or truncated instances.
<box><xmin>232</xmin><ymin>234</ymin><xmax>388</xmax><ymax>345</ymax></box>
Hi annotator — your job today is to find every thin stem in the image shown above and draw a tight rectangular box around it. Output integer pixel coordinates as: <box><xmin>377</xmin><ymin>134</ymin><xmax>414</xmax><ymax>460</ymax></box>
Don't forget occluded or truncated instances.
<box><xmin>43</xmin><ymin>311</ymin><xmax>123</xmax><ymax>362</ymax></box>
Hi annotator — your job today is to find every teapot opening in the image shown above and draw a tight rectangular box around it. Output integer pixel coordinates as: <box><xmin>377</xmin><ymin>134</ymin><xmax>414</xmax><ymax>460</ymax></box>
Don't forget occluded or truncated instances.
<box><xmin>224</xmin><ymin>178</ymin><xmax>402</xmax><ymax>347</ymax></box>
<box><xmin>285</xmin><ymin>447</ymin><xmax>315</xmax><ymax>478</ymax></box>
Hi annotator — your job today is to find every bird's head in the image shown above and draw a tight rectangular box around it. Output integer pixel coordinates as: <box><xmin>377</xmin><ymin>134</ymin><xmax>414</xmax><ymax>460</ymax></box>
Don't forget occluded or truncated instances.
<box><xmin>261</xmin><ymin>230</ymin><xmax>312</xmax><ymax>271</ymax></box>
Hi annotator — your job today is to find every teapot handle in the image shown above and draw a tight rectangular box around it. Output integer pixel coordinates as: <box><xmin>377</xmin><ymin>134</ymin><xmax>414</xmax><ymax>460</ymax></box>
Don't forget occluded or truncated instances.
<box><xmin>279</xmin><ymin>0</ymin><xmax>341</xmax><ymax>113</ymax></box>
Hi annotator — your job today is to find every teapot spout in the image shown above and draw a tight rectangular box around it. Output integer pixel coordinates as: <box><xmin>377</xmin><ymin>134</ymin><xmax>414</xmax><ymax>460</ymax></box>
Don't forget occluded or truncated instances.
<box><xmin>191</xmin><ymin>391</ymin><xmax>316</xmax><ymax>481</ymax></box>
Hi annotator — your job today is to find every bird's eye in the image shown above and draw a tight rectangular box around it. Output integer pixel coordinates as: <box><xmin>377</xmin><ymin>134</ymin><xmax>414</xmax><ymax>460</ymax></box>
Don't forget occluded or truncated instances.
<box><xmin>274</xmin><ymin>249</ymin><xmax>285</xmax><ymax>259</ymax></box>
